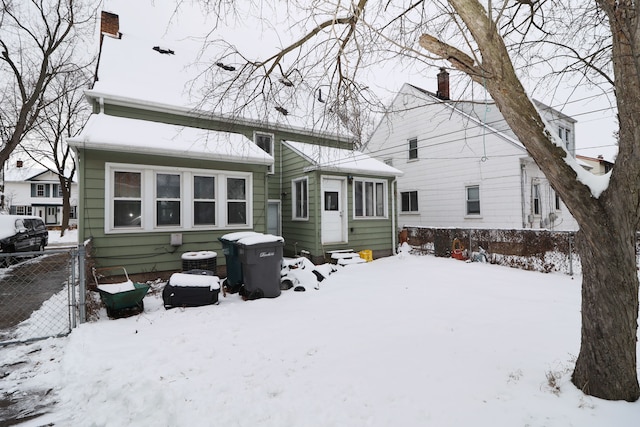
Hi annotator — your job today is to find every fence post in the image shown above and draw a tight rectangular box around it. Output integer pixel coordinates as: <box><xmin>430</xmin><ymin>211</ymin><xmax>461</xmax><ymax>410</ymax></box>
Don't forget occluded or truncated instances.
<box><xmin>568</xmin><ymin>232</ymin><xmax>574</xmax><ymax>276</ymax></box>
<box><xmin>78</xmin><ymin>244</ymin><xmax>86</xmax><ymax>324</ymax></box>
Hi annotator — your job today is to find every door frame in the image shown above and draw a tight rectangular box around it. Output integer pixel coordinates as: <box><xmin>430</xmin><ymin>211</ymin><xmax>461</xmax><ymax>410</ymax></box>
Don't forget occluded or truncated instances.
<box><xmin>267</xmin><ymin>199</ymin><xmax>281</xmax><ymax>236</ymax></box>
<box><xmin>320</xmin><ymin>175</ymin><xmax>348</xmax><ymax>244</ymax></box>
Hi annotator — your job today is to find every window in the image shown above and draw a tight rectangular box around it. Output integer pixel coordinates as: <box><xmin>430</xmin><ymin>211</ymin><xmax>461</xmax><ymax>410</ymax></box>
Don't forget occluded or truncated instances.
<box><xmin>13</xmin><ymin>206</ymin><xmax>32</xmax><ymax>215</ymax></box>
<box><xmin>106</xmin><ymin>163</ymin><xmax>252</xmax><ymax>232</ymax></box>
<box><xmin>408</xmin><ymin>137</ymin><xmax>418</xmax><ymax>160</ymax></box>
<box><xmin>114</xmin><ymin>171</ymin><xmax>142</xmax><ymax>228</ymax></box>
<box><xmin>31</xmin><ymin>183</ymin><xmax>47</xmax><ymax>197</ymax></box>
<box><xmin>465</xmin><ymin>185</ymin><xmax>480</xmax><ymax>215</ymax></box>
<box><xmin>354</xmin><ymin>179</ymin><xmax>387</xmax><ymax>218</ymax></box>
<box><xmin>255</xmin><ymin>132</ymin><xmax>274</xmax><ymax>174</ymax></box>
<box><xmin>156</xmin><ymin>173</ymin><xmax>181</xmax><ymax>226</ymax></box>
<box><xmin>227</xmin><ymin>177</ymin><xmax>247</xmax><ymax>225</ymax></box>
<box><xmin>292</xmin><ymin>177</ymin><xmax>308</xmax><ymax>220</ymax></box>
<box><xmin>555</xmin><ymin>192</ymin><xmax>561</xmax><ymax>211</ymax></box>
<box><xmin>532</xmin><ymin>183</ymin><xmax>541</xmax><ymax>215</ymax></box>
<box><xmin>194</xmin><ymin>175</ymin><xmax>215</xmax><ymax>226</ymax></box>
<box><xmin>53</xmin><ymin>184</ymin><xmax>64</xmax><ymax>197</ymax></box>
<box><xmin>558</xmin><ymin>127</ymin><xmax>571</xmax><ymax>148</ymax></box>
<box><xmin>69</xmin><ymin>206</ymin><xmax>78</xmax><ymax>219</ymax></box>
<box><xmin>401</xmin><ymin>191</ymin><xmax>418</xmax><ymax>212</ymax></box>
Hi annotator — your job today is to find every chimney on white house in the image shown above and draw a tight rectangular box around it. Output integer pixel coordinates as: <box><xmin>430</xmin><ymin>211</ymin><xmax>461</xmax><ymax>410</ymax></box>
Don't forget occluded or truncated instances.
<box><xmin>16</xmin><ymin>160</ymin><xmax>23</xmax><ymax>168</ymax></box>
<box><xmin>436</xmin><ymin>67</ymin><xmax>450</xmax><ymax>100</ymax></box>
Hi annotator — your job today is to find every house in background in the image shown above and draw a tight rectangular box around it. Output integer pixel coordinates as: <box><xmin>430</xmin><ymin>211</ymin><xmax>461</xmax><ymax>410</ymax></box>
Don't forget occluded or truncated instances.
<box><xmin>68</xmin><ymin>4</ymin><xmax>401</xmax><ymax>275</ymax></box>
<box><xmin>576</xmin><ymin>154</ymin><xmax>614</xmax><ymax>176</ymax></box>
<box><xmin>3</xmin><ymin>160</ymin><xmax>78</xmax><ymax>227</ymax></box>
<box><xmin>365</xmin><ymin>70</ymin><xmax>580</xmax><ymax>232</ymax></box>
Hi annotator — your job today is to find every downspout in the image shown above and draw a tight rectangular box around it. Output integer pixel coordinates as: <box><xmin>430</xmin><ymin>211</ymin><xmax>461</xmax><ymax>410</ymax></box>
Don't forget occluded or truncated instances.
<box><xmin>520</xmin><ymin>162</ymin><xmax>526</xmax><ymax>228</ymax></box>
<box><xmin>392</xmin><ymin>177</ymin><xmax>397</xmax><ymax>253</ymax></box>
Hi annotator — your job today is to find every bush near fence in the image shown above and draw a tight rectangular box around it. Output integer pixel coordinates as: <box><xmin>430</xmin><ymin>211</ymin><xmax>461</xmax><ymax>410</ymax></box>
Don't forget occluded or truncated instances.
<box><xmin>403</xmin><ymin>226</ymin><xmax>579</xmax><ymax>274</ymax></box>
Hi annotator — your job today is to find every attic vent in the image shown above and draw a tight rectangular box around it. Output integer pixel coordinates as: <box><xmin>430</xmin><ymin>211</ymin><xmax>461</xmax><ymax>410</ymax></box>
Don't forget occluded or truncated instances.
<box><xmin>275</xmin><ymin>106</ymin><xmax>288</xmax><ymax>116</ymax></box>
<box><xmin>153</xmin><ymin>46</ymin><xmax>175</xmax><ymax>55</ymax></box>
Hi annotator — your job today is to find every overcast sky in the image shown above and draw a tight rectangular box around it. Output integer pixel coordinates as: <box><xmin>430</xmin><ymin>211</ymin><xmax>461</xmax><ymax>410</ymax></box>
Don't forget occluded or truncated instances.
<box><xmin>100</xmin><ymin>0</ymin><xmax>619</xmax><ymax>161</ymax></box>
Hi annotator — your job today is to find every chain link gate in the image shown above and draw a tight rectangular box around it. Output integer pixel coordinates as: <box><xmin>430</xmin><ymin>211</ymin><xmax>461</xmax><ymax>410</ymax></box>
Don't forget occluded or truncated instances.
<box><xmin>0</xmin><ymin>246</ymin><xmax>85</xmax><ymax>346</ymax></box>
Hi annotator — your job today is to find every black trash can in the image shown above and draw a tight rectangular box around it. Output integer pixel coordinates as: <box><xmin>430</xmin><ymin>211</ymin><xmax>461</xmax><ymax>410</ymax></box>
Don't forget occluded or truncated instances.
<box><xmin>218</xmin><ymin>232</ymin><xmax>261</xmax><ymax>293</ymax></box>
<box><xmin>237</xmin><ymin>234</ymin><xmax>284</xmax><ymax>299</ymax></box>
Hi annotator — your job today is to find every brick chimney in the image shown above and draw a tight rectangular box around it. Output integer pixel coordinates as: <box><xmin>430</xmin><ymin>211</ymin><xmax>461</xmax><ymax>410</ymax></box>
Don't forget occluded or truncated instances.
<box><xmin>16</xmin><ymin>160</ymin><xmax>23</xmax><ymax>168</ymax></box>
<box><xmin>436</xmin><ymin>67</ymin><xmax>450</xmax><ymax>100</ymax></box>
<box><xmin>101</xmin><ymin>11</ymin><xmax>120</xmax><ymax>39</ymax></box>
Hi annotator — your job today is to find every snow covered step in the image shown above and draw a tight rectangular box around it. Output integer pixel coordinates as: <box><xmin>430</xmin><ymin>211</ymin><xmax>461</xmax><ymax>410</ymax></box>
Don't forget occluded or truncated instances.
<box><xmin>337</xmin><ymin>257</ymin><xmax>367</xmax><ymax>266</ymax></box>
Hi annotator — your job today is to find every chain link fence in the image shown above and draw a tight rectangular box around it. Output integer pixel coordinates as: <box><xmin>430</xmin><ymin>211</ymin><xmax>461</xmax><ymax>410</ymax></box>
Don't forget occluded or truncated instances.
<box><xmin>0</xmin><ymin>246</ymin><xmax>85</xmax><ymax>346</ymax></box>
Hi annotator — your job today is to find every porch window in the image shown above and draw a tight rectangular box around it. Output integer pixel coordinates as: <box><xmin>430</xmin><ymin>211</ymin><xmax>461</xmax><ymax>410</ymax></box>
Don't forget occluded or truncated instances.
<box><xmin>401</xmin><ymin>191</ymin><xmax>418</xmax><ymax>212</ymax></box>
<box><xmin>193</xmin><ymin>175</ymin><xmax>216</xmax><ymax>226</ymax></box>
<box><xmin>354</xmin><ymin>178</ymin><xmax>387</xmax><ymax>218</ymax></box>
<box><xmin>106</xmin><ymin>163</ymin><xmax>252</xmax><ymax>233</ymax></box>
<box><xmin>114</xmin><ymin>171</ymin><xmax>142</xmax><ymax>228</ymax></box>
<box><xmin>156</xmin><ymin>173</ymin><xmax>181</xmax><ymax>226</ymax></box>
<box><xmin>292</xmin><ymin>177</ymin><xmax>308</xmax><ymax>220</ymax></box>
<box><xmin>465</xmin><ymin>185</ymin><xmax>480</xmax><ymax>215</ymax></box>
<box><xmin>227</xmin><ymin>177</ymin><xmax>248</xmax><ymax>225</ymax></box>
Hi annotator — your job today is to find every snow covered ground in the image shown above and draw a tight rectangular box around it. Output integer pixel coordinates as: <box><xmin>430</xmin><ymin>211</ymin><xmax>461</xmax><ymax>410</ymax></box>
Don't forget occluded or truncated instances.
<box><xmin>3</xmin><ymin>245</ymin><xmax>639</xmax><ymax>426</ymax></box>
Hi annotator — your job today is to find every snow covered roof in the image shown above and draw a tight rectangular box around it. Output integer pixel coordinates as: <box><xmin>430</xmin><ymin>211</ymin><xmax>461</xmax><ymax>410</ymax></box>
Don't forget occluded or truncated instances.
<box><xmin>92</xmin><ymin>0</ymin><xmax>352</xmax><ymax>140</ymax></box>
<box><xmin>283</xmin><ymin>140</ymin><xmax>403</xmax><ymax>177</ymax></box>
<box><xmin>67</xmin><ymin>113</ymin><xmax>273</xmax><ymax>165</ymax></box>
<box><xmin>3</xmin><ymin>167</ymin><xmax>47</xmax><ymax>182</ymax></box>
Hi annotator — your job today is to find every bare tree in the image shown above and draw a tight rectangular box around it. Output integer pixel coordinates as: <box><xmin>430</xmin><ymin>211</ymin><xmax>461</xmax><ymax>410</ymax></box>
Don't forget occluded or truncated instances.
<box><xmin>0</xmin><ymin>0</ymin><xmax>94</xmax><ymax>208</ymax></box>
<box><xmin>197</xmin><ymin>0</ymin><xmax>639</xmax><ymax>401</ymax></box>
<box><xmin>19</xmin><ymin>68</ymin><xmax>92</xmax><ymax>235</ymax></box>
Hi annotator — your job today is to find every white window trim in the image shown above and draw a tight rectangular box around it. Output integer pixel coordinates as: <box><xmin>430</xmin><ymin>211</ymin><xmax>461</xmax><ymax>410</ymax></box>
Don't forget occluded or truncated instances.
<box><xmin>192</xmin><ymin>174</ymin><xmax>217</xmax><ymax>227</ymax></box>
<box><xmin>105</xmin><ymin>163</ymin><xmax>252</xmax><ymax>234</ymax></box>
<box><xmin>292</xmin><ymin>176</ymin><xmax>309</xmax><ymax>221</ymax></box>
<box><xmin>464</xmin><ymin>184</ymin><xmax>482</xmax><ymax>218</ymax></box>
<box><xmin>352</xmin><ymin>177</ymin><xmax>389</xmax><ymax>219</ymax></box>
<box><xmin>254</xmin><ymin>131</ymin><xmax>275</xmax><ymax>175</ymax></box>
<box><xmin>408</xmin><ymin>137</ymin><xmax>418</xmax><ymax>161</ymax></box>
<box><xmin>155</xmin><ymin>172</ymin><xmax>183</xmax><ymax>228</ymax></box>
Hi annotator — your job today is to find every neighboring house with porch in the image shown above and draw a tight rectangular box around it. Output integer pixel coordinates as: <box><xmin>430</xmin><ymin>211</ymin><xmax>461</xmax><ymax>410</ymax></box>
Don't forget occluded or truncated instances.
<box><xmin>3</xmin><ymin>162</ymin><xmax>78</xmax><ymax>227</ymax></box>
<box><xmin>576</xmin><ymin>154</ymin><xmax>614</xmax><ymax>176</ymax></box>
<box><xmin>365</xmin><ymin>71</ymin><xmax>580</xmax><ymax>232</ymax></box>
<box><xmin>68</xmin><ymin>6</ymin><xmax>402</xmax><ymax>275</ymax></box>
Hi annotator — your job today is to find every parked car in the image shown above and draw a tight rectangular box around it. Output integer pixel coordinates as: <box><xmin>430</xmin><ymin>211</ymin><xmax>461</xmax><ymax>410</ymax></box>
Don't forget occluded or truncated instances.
<box><xmin>0</xmin><ymin>215</ymin><xmax>48</xmax><ymax>253</ymax></box>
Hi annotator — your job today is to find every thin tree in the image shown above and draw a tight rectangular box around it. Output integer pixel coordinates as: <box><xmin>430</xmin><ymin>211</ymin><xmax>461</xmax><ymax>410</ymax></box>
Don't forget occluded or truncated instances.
<box><xmin>0</xmin><ymin>0</ymin><xmax>94</xmax><ymax>208</ymax></box>
<box><xmin>197</xmin><ymin>0</ymin><xmax>639</xmax><ymax>401</ymax></box>
<box><xmin>19</xmin><ymin>68</ymin><xmax>92</xmax><ymax>236</ymax></box>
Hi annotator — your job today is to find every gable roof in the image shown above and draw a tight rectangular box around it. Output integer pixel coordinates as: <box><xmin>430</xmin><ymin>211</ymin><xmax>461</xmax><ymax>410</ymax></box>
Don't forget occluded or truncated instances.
<box><xmin>283</xmin><ymin>140</ymin><xmax>403</xmax><ymax>177</ymax></box>
<box><xmin>67</xmin><ymin>113</ymin><xmax>273</xmax><ymax>165</ymax></box>
<box><xmin>92</xmin><ymin>1</ymin><xmax>353</xmax><ymax>141</ymax></box>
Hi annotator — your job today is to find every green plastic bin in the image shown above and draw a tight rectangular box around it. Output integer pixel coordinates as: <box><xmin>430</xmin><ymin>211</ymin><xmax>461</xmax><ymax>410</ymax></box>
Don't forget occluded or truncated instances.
<box><xmin>218</xmin><ymin>231</ymin><xmax>261</xmax><ymax>292</ymax></box>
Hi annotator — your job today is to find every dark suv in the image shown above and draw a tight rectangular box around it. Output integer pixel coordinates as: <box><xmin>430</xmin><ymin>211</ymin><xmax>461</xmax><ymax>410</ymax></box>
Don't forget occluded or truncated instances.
<box><xmin>0</xmin><ymin>215</ymin><xmax>48</xmax><ymax>253</ymax></box>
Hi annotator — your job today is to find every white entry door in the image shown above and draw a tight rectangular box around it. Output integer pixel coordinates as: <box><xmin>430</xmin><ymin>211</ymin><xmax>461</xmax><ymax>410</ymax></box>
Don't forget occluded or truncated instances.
<box><xmin>46</xmin><ymin>206</ymin><xmax>58</xmax><ymax>225</ymax></box>
<box><xmin>321</xmin><ymin>177</ymin><xmax>346</xmax><ymax>244</ymax></box>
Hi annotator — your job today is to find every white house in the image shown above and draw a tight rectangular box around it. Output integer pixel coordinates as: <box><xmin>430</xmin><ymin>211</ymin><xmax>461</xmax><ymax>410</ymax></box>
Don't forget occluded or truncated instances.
<box><xmin>3</xmin><ymin>161</ymin><xmax>78</xmax><ymax>227</ymax></box>
<box><xmin>365</xmin><ymin>71</ymin><xmax>579</xmax><ymax>232</ymax></box>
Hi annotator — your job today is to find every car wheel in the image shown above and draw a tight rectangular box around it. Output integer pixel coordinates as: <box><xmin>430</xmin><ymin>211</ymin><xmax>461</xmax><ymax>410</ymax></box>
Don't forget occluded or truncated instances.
<box><xmin>38</xmin><ymin>240</ymin><xmax>45</xmax><ymax>252</ymax></box>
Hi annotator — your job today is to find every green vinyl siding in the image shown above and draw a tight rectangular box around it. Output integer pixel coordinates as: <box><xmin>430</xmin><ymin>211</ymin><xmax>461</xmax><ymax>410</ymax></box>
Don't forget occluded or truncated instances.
<box><xmin>77</xmin><ymin>148</ymin><xmax>267</xmax><ymax>275</ymax></box>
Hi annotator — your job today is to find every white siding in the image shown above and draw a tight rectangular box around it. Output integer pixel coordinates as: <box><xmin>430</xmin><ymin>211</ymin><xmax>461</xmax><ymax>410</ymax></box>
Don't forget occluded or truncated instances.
<box><xmin>366</xmin><ymin>83</ymin><xmax>579</xmax><ymax>231</ymax></box>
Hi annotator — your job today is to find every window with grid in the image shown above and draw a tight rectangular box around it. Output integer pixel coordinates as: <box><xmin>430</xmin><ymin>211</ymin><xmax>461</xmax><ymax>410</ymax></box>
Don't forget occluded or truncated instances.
<box><xmin>255</xmin><ymin>132</ymin><xmax>274</xmax><ymax>174</ymax></box>
<box><xmin>532</xmin><ymin>184</ymin><xmax>541</xmax><ymax>215</ymax></box>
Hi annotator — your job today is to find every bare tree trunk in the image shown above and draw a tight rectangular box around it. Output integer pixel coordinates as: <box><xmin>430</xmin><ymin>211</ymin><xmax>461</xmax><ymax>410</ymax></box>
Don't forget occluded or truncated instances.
<box><xmin>573</xmin><ymin>225</ymin><xmax>639</xmax><ymax>401</ymax></box>
<box><xmin>420</xmin><ymin>0</ymin><xmax>640</xmax><ymax>401</ymax></box>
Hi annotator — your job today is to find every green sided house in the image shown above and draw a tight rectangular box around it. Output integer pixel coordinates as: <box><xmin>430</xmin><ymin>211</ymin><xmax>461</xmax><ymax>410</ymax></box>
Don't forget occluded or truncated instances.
<box><xmin>67</xmin><ymin>7</ymin><xmax>402</xmax><ymax>276</ymax></box>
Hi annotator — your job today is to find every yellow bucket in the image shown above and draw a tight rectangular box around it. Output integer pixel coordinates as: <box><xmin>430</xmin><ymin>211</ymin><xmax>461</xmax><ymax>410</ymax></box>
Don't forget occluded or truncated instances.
<box><xmin>359</xmin><ymin>249</ymin><xmax>373</xmax><ymax>262</ymax></box>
